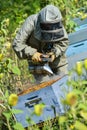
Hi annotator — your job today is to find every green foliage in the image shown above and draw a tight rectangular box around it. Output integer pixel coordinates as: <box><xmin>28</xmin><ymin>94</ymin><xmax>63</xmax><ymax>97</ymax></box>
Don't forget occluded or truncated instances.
<box><xmin>1</xmin><ymin>0</ymin><xmax>87</xmax><ymax>34</ymax></box>
<box><xmin>59</xmin><ymin>60</ymin><xmax>87</xmax><ymax>130</ymax></box>
<box><xmin>7</xmin><ymin>59</ymin><xmax>21</xmax><ymax>76</ymax></box>
<box><xmin>0</xmin><ymin>0</ymin><xmax>41</xmax><ymax>34</ymax></box>
<box><xmin>13</xmin><ymin>122</ymin><xmax>25</xmax><ymax>130</ymax></box>
<box><xmin>74</xmin><ymin>121</ymin><xmax>87</xmax><ymax>130</ymax></box>
<box><xmin>0</xmin><ymin>88</ymin><xmax>24</xmax><ymax>130</ymax></box>
<box><xmin>0</xmin><ymin>19</ymin><xmax>22</xmax><ymax>93</ymax></box>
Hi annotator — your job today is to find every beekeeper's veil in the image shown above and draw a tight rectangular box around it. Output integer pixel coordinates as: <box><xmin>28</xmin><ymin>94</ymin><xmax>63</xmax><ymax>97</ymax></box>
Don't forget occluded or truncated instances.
<box><xmin>34</xmin><ymin>5</ymin><xmax>68</xmax><ymax>42</ymax></box>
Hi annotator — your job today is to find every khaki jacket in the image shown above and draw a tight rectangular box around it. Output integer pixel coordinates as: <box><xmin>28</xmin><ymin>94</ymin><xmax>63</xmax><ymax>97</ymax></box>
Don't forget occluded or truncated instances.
<box><xmin>12</xmin><ymin>13</ymin><xmax>69</xmax><ymax>69</ymax></box>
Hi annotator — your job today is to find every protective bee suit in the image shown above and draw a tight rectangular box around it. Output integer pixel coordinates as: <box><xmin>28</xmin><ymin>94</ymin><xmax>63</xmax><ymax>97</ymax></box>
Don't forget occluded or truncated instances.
<box><xmin>13</xmin><ymin>5</ymin><xmax>69</xmax><ymax>83</ymax></box>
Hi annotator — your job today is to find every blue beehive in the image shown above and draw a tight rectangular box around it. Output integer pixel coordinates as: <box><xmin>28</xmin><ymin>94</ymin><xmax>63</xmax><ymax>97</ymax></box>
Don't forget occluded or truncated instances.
<box><xmin>13</xmin><ymin>76</ymin><xmax>69</xmax><ymax>127</ymax></box>
<box><xmin>68</xmin><ymin>18</ymin><xmax>87</xmax><ymax>44</ymax></box>
<box><xmin>66</xmin><ymin>40</ymin><xmax>87</xmax><ymax>70</ymax></box>
<box><xmin>67</xmin><ymin>18</ymin><xmax>87</xmax><ymax>70</ymax></box>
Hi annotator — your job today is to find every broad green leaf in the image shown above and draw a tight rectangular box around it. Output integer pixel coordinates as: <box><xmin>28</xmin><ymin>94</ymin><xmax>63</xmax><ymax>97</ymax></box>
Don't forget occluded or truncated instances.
<box><xmin>80</xmin><ymin>111</ymin><xmax>87</xmax><ymax>120</ymax></box>
<box><xmin>5</xmin><ymin>90</ymin><xmax>9</xmax><ymax>98</ymax></box>
<box><xmin>13</xmin><ymin>122</ymin><xmax>25</xmax><ymax>130</ymax></box>
<box><xmin>3</xmin><ymin>111</ymin><xmax>11</xmax><ymax>121</ymax></box>
<box><xmin>7</xmin><ymin>63</ymin><xmax>12</xmax><ymax>69</ymax></box>
<box><xmin>59</xmin><ymin>116</ymin><xmax>66</xmax><ymax>125</ymax></box>
<box><xmin>78</xmin><ymin>103</ymin><xmax>87</xmax><ymax>111</ymax></box>
<box><xmin>12</xmin><ymin>66</ymin><xmax>21</xmax><ymax>75</ymax></box>
<box><xmin>81</xmin><ymin>80</ymin><xmax>87</xmax><ymax>85</ymax></box>
<box><xmin>70</xmin><ymin>80</ymin><xmax>79</xmax><ymax>87</ymax></box>
<box><xmin>1</xmin><ymin>28</ymin><xmax>7</xmax><ymax>35</ymax></box>
<box><xmin>11</xmin><ymin>109</ymin><xmax>23</xmax><ymax>114</ymax></box>
<box><xmin>73</xmin><ymin>89</ymin><xmax>82</xmax><ymax>95</ymax></box>
<box><xmin>74</xmin><ymin>121</ymin><xmax>87</xmax><ymax>130</ymax></box>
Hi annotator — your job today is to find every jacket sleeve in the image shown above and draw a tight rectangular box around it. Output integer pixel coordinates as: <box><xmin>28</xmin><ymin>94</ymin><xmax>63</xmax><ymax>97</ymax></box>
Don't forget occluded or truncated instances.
<box><xmin>53</xmin><ymin>26</ymin><xmax>69</xmax><ymax>57</ymax></box>
<box><xmin>12</xmin><ymin>15</ymin><xmax>37</xmax><ymax>59</ymax></box>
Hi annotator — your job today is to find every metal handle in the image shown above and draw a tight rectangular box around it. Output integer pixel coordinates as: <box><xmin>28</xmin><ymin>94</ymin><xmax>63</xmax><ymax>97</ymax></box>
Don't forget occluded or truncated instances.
<box><xmin>25</xmin><ymin>97</ymin><xmax>42</xmax><ymax>108</ymax></box>
<box><xmin>41</xmin><ymin>55</ymin><xmax>51</xmax><ymax>62</ymax></box>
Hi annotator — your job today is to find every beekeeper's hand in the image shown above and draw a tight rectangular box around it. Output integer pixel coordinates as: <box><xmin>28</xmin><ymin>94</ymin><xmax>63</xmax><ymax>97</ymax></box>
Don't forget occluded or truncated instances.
<box><xmin>32</xmin><ymin>52</ymin><xmax>42</xmax><ymax>62</ymax></box>
<box><xmin>47</xmin><ymin>52</ymin><xmax>55</xmax><ymax>62</ymax></box>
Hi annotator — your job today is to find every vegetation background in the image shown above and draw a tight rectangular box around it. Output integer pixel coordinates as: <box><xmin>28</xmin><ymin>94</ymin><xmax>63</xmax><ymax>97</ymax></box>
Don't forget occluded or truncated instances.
<box><xmin>0</xmin><ymin>0</ymin><xmax>87</xmax><ymax>130</ymax></box>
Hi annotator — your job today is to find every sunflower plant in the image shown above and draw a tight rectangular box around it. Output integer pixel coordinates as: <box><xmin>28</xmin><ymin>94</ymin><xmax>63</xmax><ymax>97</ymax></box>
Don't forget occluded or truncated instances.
<box><xmin>58</xmin><ymin>59</ymin><xmax>87</xmax><ymax>130</ymax></box>
<box><xmin>0</xmin><ymin>88</ymin><xmax>25</xmax><ymax>130</ymax></box>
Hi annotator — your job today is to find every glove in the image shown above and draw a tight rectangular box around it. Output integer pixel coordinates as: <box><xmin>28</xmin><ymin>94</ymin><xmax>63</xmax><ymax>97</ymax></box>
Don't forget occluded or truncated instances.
<box><xmin>32</xmin><ymin>52</ymin><xmax>42</xmax><ymax>62</ymax></box>
<box><xmin>47</xmin><ymin>52</ymin><xmax>55</xmax><ymax>62</ymax></box>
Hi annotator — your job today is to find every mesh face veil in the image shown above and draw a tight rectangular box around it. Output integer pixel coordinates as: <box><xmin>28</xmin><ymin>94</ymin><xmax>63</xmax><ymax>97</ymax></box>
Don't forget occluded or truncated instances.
<box><xmin>40</xmin><ymin>20</ymin><xmax>64</xmax><ymax>42</ymax></box>
<box><xmin>34</xmin><ymin>5</ymin><xmax>66</xmax><ymax>42</ymax></box>
<box><xmin>40</xmin><ymin>21</ymin><xmax>62</xmax><ymax>30</ymax></box>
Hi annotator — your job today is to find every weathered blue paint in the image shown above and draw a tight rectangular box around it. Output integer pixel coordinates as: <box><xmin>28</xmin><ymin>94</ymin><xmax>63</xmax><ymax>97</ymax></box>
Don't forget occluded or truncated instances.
<box><xmin>13</xmin><ymin>76</ymin><xmax>68</xmax><ymax>127</ymax></box>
